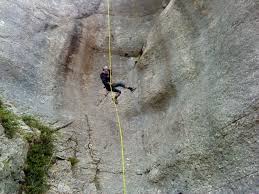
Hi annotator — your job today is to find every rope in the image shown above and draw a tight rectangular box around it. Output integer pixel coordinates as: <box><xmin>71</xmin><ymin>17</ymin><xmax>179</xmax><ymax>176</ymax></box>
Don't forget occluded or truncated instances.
<box><xmin>106</xmin><ymin>0</ymin><xmax>127</xmax><ymax>193</ymax></box>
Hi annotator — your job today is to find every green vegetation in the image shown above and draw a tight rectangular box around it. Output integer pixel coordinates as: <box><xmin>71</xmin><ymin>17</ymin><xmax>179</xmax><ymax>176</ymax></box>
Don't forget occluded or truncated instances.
<box><xmin>0</xmin><ymin>99</ymin><xmax>19</xmax><ymax>138</ymax></box>
<box><xmin>0</xmin><ymin>98</ymin><xmax>55</xmax><ymax>194</ymax></box>
<box><xmin>22</xmin><ymin>115</ymin><xmax>55</xmax><ymax>194</ymax></box>
<box><xmin>68</xmin><ymin>157</ymin><xmax>79</xmax><ymax>167</ymax></box>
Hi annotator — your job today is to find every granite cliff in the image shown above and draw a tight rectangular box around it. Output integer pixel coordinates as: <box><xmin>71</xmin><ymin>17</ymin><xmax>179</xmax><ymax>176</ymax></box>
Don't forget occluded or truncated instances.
<box><xmin>0</xmin><ymin>0</ymin><xmax>258</xmax><ymax>193</ymax></box>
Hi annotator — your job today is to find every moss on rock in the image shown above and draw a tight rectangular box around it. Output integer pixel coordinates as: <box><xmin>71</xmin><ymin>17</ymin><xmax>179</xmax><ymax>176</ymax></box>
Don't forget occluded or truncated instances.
<box><xmin>0</xmin><ymin>99</ymin><xmax>19</xmax><ymax>138</ymax></box>
<box><xmin>22</xmin><ymin>115</ymin><xmax>55</xmax><ymax>194</ymax></box>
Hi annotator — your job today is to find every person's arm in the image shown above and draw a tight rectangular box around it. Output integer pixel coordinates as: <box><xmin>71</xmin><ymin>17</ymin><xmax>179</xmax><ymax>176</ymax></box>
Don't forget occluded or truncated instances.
<box><xmin>105</xmin><ymin>90</ymin><xmax>109</xmax><ymax>96</ymax></box>
<box><xmin>100</xmin><ymin>73</ymin><xmax>106</xmax><ymax>83</ymax></box>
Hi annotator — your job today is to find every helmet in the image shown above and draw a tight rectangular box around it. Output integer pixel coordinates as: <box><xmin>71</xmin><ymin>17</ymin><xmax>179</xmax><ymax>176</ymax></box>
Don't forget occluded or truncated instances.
<box><xmin>103</xmin><ymin>66</ymin><xmax>109</xmax><ymax>70</ymax></box>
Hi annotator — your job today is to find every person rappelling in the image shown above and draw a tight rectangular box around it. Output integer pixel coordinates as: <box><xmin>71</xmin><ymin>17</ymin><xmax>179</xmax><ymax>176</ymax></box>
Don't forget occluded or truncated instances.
<box><xmin>100</xmin><ymin>66</ymin><xmax>136</xmax><ymax>104</ymax></box>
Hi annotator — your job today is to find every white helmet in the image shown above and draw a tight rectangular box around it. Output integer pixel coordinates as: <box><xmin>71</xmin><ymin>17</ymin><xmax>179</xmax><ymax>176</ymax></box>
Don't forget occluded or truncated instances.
<box><xmin>103</xmin><ymin>66</ymin><xmax>109</xmax><ymax>70</ymax></box>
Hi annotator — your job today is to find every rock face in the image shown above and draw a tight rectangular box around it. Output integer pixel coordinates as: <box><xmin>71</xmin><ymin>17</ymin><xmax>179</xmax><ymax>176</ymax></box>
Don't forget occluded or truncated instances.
<box><xmin>0</xmin><ymin>125</ymin><xmax>28</xmax><ymax>194</ymax></box>
<box><xmin>0</xmin><ymin>0</ymin><xmax>258</xmax><ymax>193</ymax></box>
<box><xmin>128</xmin><ymin>0</ymin><xmax>259</xmax><ymax>193</ymax></box>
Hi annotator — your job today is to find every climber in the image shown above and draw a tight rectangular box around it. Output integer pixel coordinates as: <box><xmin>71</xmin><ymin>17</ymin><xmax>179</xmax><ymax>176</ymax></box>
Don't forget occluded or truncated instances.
<box><xmin>100</xmin><ymin>66</ymin><xmax>136</xmax><ymax>104</ymax></box>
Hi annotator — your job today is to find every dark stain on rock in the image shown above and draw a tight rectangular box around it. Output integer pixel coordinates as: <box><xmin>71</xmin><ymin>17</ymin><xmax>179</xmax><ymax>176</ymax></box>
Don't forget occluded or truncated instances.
<box><xmin>62</xmin><ymin>21</ymin><xmax>83</xmax><ymax>73</ymax></box>
<box><xmin>53</xmin><ymin>21</ymin><xmax>84</xmax><ymax>110</ymax></box>
<box><xmin>43</xmin><ymin>23</ymin><xmax>59</xmax><ymax>31</ymax></box>
<box><xmin>36</xmin><ymin>23</ymin><xmax>59</xmax><ymax>33</ymax></box>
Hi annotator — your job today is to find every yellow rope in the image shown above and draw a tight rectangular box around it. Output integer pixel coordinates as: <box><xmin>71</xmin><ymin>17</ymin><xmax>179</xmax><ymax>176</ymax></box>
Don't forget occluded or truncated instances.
<box><xmin>106</xmin><ymin>0</ymin><xmax>127</xmax><ymax>193</ymax></box>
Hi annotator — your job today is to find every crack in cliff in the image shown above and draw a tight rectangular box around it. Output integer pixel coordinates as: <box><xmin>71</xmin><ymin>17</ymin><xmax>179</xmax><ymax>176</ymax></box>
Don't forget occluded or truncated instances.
<box><xmin>72</xmin><ymin>135</ymin><xmax>79</xmax><ymax>158</ymax></box>
<box><xmin>85</xmin><ymin>114</ymin><xmax>101</xmax><ymax>192</ymax></box>
<box><xmin>99</xmin><ymin>170</ymin><xmax>122</xmax><ymax>175</ymax></box>
<box><xmin>215</xmin><ymin>106</ymin><xmax>258</xmax><ymax>137</ymax></box>
<box><xmin>54</xmin><ymin>121</ymin><xmax>74</xmax><ymax>131</ymax></box>
<box><xmin>61</xmin><ymin>133</ymin><xmax>80</xmax><ymax>174</ymax></box>
<box><xmin>93</xmin><ymin>163</ymin><xmax>101</xmax><ymax>192</ymax></box>
<box><xmin>136</xmin><ymin>168</ymin><xmax>151</xmax><ymax>176</ymax></box>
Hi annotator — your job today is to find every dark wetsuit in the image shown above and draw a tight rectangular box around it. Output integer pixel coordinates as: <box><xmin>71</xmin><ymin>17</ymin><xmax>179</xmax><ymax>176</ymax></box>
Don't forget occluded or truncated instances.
<box><xmin>100</xmin><ymin>70</ymin><xmax>126</xmax><ymax>94</ymax></box>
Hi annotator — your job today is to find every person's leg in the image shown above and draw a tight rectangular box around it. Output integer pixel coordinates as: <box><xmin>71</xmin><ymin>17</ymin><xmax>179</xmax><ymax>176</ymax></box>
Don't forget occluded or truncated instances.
<box><xmin>112</xmin><ymin>82</ymin><xmax>126</xmax><ymax>88</ymax></box>
<box><xmin>127</xmin><ymin>86</ymin><xmax>136</xmax><ymax>92</ymax></box>
<box><xmin>112</xmin><ymin>82</ymin><xmax>136</xmax><ymax>92</ymax></box>
<box><xmin>111</xmin><ymin>87</ymin><xmax>121</xmax><ymax>98</ymax></box>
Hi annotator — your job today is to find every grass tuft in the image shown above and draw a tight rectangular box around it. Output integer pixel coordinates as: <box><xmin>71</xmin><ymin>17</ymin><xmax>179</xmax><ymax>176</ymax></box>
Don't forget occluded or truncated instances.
<box><xmin>0</xmin><ymin>99</ymin><xmax>19</xmax><ymax>138</ymax></box>
<box><xmin>22</xmin><ymin>115</ymin><xmax>55</xmax><ymax>194</ymax></box>
<box><xmin>0</xmin><ymin>99</ymin><xmax>56</xmax><ymax>194</ymax></box>
<box><xmin>68</xmin><ymin>157</ymin><xmax>79</xmax><ymax>167</ymax></box>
